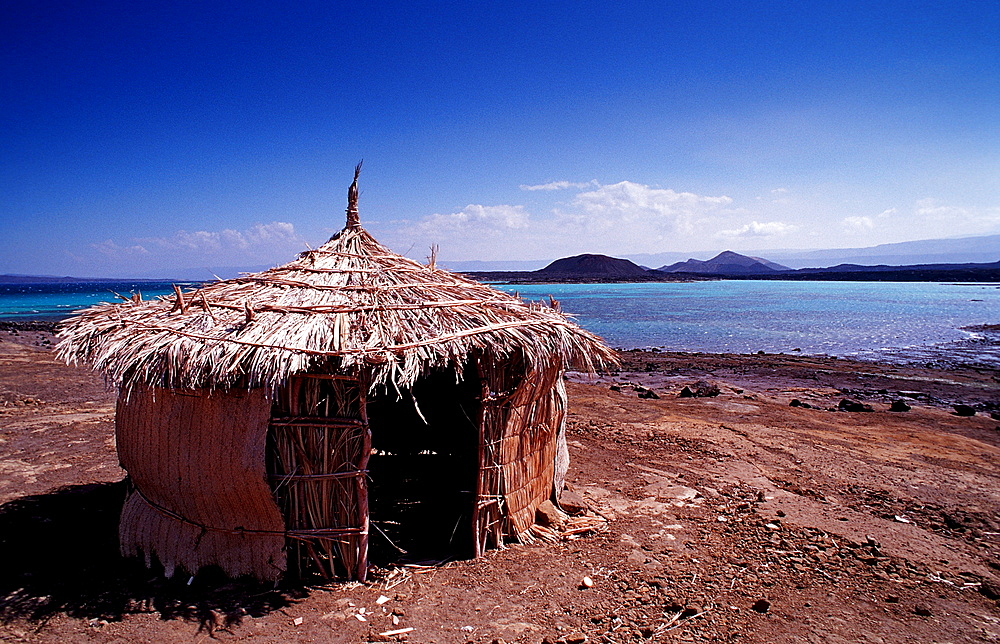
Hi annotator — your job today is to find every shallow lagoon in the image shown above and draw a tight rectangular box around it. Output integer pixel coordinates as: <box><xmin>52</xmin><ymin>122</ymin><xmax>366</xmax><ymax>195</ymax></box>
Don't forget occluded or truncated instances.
<box><xmin>499</xmin><ymin>281</ymin><xmax>1000</xmax><ymax>365</ymax></box>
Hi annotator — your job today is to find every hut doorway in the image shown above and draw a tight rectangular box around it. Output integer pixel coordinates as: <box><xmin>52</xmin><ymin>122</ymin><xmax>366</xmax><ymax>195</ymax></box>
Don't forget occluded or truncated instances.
<box><xmin>366</xmin><ymin>366</ymin><xmax>481</xmax><ymax>564</ymax></box>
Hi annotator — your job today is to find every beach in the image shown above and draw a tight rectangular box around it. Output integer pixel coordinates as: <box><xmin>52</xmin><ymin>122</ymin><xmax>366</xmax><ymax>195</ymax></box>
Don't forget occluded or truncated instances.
<box><xmin>1</xmin><ymin>326</ymin><xmax>998</xmax><ymax>643</ymax></box>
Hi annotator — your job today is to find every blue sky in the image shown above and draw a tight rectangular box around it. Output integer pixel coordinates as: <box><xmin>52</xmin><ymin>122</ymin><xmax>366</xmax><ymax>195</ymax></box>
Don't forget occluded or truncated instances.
<box><xmin>2</xmin><ymin>1</ymin><xmax>998</xmax><ymax>277</ymax></box>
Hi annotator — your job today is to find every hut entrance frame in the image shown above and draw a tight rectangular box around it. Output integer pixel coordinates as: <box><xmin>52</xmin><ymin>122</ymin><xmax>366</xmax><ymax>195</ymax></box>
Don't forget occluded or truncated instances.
<box><xmin>265</xmin><ymin>350</ymin><xmax>557</xmax><ymax>581</ymax></box>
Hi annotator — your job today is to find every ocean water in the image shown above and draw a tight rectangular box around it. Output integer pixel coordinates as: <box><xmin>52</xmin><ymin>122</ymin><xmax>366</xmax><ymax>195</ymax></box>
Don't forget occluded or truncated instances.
<box><xmin>0</xmin><ymin>281</ymin><xmax>189</xmax><ymax>321</ymax></box>
<box><xmin>498</xmin><ymin>281</ymin><xmax>1000</xmax><ymax>366</ymax></box>
<box><xmin>3</xmin><ymin>280</ymin><xmax>999</xmax><ymax>366</ymax></box>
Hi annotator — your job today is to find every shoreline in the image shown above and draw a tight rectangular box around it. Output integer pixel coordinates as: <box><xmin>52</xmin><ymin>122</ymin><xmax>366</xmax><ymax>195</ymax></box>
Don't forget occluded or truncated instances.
<box><xmin>4</xmin><ymin>316</ymin><xmax>1000</xmax><ymax>371</ymax></box>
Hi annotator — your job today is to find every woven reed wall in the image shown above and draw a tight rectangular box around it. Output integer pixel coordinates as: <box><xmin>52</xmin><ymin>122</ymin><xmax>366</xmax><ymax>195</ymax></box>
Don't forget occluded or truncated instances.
<box><xmin>499</xmin><ymin>364</ymin><xmax>565</xmax><ymax>535</ymax></box>
<box><xmin>117</xmin><ymin>384</ymin><xmax>287</xmax><ymax>581</ymax></box>
<box><xmin>268</xmin><ymin>375</ymin><xmax>370</xmax><ymax>581</ymax></box>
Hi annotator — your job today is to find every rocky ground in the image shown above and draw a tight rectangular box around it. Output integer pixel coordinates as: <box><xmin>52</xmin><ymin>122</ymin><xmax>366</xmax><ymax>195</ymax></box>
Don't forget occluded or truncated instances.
<box><xmin>1</xmin><ymin>328</ymin><xmax>999</xmax><ymax>643</ymax></box>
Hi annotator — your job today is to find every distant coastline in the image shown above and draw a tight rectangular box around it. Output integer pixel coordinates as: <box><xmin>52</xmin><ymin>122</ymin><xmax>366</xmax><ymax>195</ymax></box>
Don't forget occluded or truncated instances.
<box><xmin>464</xmin><ymin>251</ymin><xmax>1000</xmax><ymax>283</ymax></box>
<box><xmin>465</xmin><ymin>265</ymin><xmax>1000</xmax><ymax>284</ymax></box>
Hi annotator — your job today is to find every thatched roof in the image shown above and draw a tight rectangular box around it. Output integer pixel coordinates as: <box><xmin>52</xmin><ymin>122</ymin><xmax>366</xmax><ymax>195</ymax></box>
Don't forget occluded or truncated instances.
<box><xmin>57</xmin><ymin>168</ymin><xmax>616</xmax><ymax>391</ymax></box>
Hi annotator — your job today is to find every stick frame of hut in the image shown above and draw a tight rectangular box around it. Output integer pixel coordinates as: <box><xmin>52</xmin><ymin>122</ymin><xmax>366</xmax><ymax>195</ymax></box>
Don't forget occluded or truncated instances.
<box><xmin>57</xmin><ymin>165</ymin><xmax>617</xmax><ymax>582</ymax></box>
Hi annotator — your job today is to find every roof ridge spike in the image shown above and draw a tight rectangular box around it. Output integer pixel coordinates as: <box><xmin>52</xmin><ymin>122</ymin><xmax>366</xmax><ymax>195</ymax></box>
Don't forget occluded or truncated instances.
<box><xmin>346</xmin><ymin>161</ymin><xmax>363</xmax><ymax>229</ymax></box>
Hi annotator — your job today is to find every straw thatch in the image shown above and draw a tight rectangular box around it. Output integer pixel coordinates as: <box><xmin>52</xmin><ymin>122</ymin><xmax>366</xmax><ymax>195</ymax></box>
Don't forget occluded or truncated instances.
<box><xmin>56</xmin><ymin>171</ymin><xmax>615</xmax><ymax>394</ymax></box>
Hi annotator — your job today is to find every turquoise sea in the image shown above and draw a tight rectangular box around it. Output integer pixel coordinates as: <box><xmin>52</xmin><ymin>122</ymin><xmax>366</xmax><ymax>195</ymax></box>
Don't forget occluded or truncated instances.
<box><xmin>497</xmin><ymin>281</ymin><xmax>1000</xmax><ymax>366</ymax></box>
<box><xmin>0</xmin><ymin>282</ymin><xmax>189</xmax><ymax>321</ymax></box>
<box><xmin>3</xmin><ymin>280</ymin><xmax>999</xmax><ymax>366</ymax></box>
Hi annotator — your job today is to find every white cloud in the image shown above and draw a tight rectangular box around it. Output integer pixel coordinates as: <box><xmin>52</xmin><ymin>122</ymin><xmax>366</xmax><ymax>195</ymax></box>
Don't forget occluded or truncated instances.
<box><xmin>562</xmin><ymin>181</ymin><xmax>732</xmax><ymax>235</ymax></box>
<box><xmin>92</xmin><ymin>239</ymin><xmax>150</xmax><ymax>257</ymax></box>
<box><xmin>842</xmin><ymin>216</ymin><xmax>875</xmax><ymax>232</ymax></box>
<box><xmin>715</xmin><ymin>220</ymin><xmax>796</xmax><ymax>238</ymax></box>
<box><xmin>417</xmin><ymin>204</ymin><xmax>530</xmax><ymax>233</ymax></box>
<box><xmin>139</xmin><ymin>221</ymin><xmax>301</xmax><ymax>253</ymax></box>
<box><xmin>519</xmin><ymin>180</ymin><xmax>597</xmax><ymax>191</ymax></box>
<box><xmin>89</xmin><ymin>221</ymin><xmax>306</xmax><ymax>269</ymax></box>
<box><xmin>909</xmin><ymin>198</ymin><xmax>1000</xmax><ymax>237</ymax></box>
<box><xmin>877</xmin><ymin>208</ymin><xmax>897</xmax><ymax>218</ymax></box>
<box><xmin>771</xmin><ymin>188</ymin><xmax>788</xmax><ymax>194</ymax></box>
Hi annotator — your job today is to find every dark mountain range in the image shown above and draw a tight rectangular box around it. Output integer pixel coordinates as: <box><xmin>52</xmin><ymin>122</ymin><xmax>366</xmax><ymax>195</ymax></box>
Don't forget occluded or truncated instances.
<box><xmin>0</xmin><ymin>274</ymin><xmax>155</xmax><ymax>284</ymax></box>
<box><xmin>659</xmin><ymin>251</ymin><xmax>790</xmax><ymax>274</ymax></box>
<box><xmin>538</xmin><ymin>254</ymin><xmax>649</xmax><ymax>277</ymax></box>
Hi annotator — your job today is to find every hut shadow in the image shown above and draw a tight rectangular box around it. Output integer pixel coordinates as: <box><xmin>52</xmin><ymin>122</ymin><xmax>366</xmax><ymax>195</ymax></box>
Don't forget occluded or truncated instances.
<box><xmin>0</xmin><ymin>481</ymin><xmax>301</xmax><ymax>632</ymax></box>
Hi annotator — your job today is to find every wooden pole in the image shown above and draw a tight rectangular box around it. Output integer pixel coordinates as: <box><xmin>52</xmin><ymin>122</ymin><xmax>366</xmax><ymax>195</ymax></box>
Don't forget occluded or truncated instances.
<box><xmin>355</xmin><ymin>370</ymin><xmax>371</xmax><ymax>581</ymax></box>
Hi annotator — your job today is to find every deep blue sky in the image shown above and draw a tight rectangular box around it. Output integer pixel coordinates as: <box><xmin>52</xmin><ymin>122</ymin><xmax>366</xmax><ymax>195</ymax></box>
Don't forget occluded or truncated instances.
<box><xmin>2</xmin><ymin>1</ymin><xmax>998</xmax><ymax>277</ymax></box>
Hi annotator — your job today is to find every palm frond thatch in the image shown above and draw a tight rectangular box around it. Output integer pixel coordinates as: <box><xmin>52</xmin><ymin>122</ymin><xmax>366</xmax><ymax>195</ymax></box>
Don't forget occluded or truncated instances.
<box><xmin>57</xmin><ymin>217</ymin><xmax>616</xmax><ymax>393</ymax></box>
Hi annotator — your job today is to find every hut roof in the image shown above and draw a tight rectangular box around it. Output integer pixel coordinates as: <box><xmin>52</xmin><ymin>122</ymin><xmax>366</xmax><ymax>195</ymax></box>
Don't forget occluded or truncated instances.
<box><xmin>57</xmin><ymin>168</ymin><xmax>617</xmax><ymax>391</ymax></box>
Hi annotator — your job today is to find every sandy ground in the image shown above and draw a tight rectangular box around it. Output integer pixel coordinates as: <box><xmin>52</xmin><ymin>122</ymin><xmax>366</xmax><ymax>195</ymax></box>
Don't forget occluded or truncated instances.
<box><xmin>1</xmin><ymin>329</ymin><xmax>999</xmax><ymax>643</ymax></box>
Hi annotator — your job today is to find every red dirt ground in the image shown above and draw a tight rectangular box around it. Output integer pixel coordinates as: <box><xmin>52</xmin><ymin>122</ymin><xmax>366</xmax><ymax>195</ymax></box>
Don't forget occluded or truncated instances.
<box><xmin>1</xmin><ymin>330</ymin><xmax>998</xmax><ymax>643</ymax></box>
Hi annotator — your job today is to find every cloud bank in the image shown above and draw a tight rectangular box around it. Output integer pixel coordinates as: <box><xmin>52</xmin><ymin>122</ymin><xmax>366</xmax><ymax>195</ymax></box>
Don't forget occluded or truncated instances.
<box><xmin>89</xmin><ymin>222</ymin><xmax>306</xmax><ymax>272</ymax></box>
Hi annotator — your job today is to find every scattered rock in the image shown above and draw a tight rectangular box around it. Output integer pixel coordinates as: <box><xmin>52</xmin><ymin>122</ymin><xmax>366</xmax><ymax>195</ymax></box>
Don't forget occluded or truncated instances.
<box><xmin>637</xmin><ymin>387</ymin><xmax>660</xmax><ymax>399</ymax></box>
<box><xmin>952</xmin><ymin>404</ymin><xmax>976</xmax><ymax>417</ymax></box>
<box><xmin>562</xmin><ymin>633</ymin><xmax>587</xmax><ymax>644</ymax></box>
<box><xmin>558</xmin><ymin>488</ymin><xmax>590</xmax><ymax>516</ymax></box>
<box><xmin>838</xmin><ymin>399</ymin><xmax>873</xmax><ymax>413</ymax></box>
<box><xmin>979</xmin><ymin>581</ymin><xmax>1000</xmax><ymax>600</ymax></box>
<box><xmin>889</xmin><ymin>400</ymin><xmax>911</xmax><ymax>412</ymax></box>
<box><xmin>644</xmin><ymin>482</ymin><xmax>698</xmax><ymax>502</ymax></box>
<box><xmin>536</xmin><ymin>500</ymin><xmax>568</xmax><ymax>529</ymax></box>
<box><xmin>913</xmin><ymin>605</ymin><xmax>932</xmax><ymax>617</ymax></box>
<box><xmin>750</xmin><ymin>599</ymin><xmax>771</xmax><ymax>613</ymax></box>
<box><xmin>680</xmin><ymin>380</ymin><xmax>720</xmax><ymax>397</ymax></box>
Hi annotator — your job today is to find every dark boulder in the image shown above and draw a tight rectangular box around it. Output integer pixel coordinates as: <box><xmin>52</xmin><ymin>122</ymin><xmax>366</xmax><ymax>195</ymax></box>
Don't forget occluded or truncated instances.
<box><xmin>839</xmin><ymin>399</ymin><xmax>874</xmax><ymax>413</ymax></box>
<box><xmin>953</xmin><ymin>404</ymin><xmax>977</xmax><ymax>417</ymax></box>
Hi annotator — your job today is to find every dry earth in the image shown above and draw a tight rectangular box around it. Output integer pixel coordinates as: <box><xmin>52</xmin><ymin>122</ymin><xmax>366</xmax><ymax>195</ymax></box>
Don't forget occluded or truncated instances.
<box><xmin>1</xmin><ymin>329</ymin><xmax>999</xmax><ymax>643</ymax></box>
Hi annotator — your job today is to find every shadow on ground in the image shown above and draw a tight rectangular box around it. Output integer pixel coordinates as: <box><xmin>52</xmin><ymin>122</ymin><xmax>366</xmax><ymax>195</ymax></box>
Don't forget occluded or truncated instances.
<box><xmin>0</xmin><ymin>481</ymin><xmax>303</xmax><ymax>632</ymax></box>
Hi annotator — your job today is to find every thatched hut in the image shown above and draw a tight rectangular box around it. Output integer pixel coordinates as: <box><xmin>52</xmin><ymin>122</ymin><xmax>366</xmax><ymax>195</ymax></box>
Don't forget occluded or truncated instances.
<box><xmin>57</xmin><ymin>166</ymin><xmax>616</xmax><ymax>583</ymax></box>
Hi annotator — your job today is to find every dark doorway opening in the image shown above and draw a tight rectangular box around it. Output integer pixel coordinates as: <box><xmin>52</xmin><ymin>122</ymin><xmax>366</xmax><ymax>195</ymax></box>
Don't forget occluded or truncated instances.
<box><xmin>366</xmin><ymin>366</ymin><xmax>481</xmax><ymax>564</ymax></box>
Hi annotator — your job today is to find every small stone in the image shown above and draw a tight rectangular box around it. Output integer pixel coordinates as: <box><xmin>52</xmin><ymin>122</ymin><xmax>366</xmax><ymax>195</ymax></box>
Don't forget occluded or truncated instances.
<box><xmin>580</xmin><ymin>576</ymin><xmax>594</xmax><ymax>588</ymax></box>
<box><xmin>751</xmin><ymin>599</ymin><xmax>770</xmax><ymax>613</ymax></box>
<box><xmin>789</xmin><ymin>399</ymin><xmax>802</xmax><ymax>407</ymax></box>
<box><xmin>839</xmin><ymin>399</ymin><xmax>873</xmax><ymax>413</ymax></box>
<box><xmin>536</xmin><ymin>499</ymin><xmax>568</xmax><ymax>529</ymax></box>
<box><xmin>689</xmin><ymin>380</ymin><xmax>720</xmax><ymax>397</ymax></box>
<box><xmin>913</xmin><ymin>605</ymin><xmax>932</xmax><ymax>617</ymax></box>
<box><xmin>953</xmin><ymin>404</ymin><xmax>976</xmax><ymax>417</ymax></box>
<box><xmin>558</xmin><ymin>488</ymin><xmax>590</xmax><ymax>515</ymax></box>
<box><xmin>563</xmin><ymin>632</ymin><xmax>587</xmax><ymax>644</ymax></box>
<box><xmin>979</xmin><ymin>581</ymin><xmax>1000</xmax><ymax>600</ymax></box>
<box><xmin>889</xmin><ymin>400</ymin><xmax>911</xmax><ymax>412</ymax></box>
